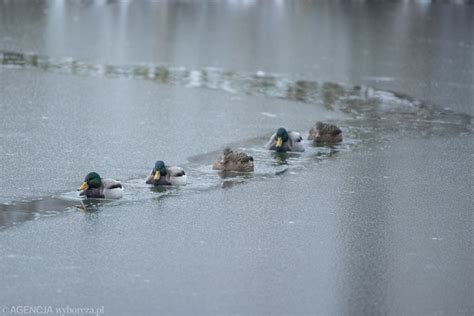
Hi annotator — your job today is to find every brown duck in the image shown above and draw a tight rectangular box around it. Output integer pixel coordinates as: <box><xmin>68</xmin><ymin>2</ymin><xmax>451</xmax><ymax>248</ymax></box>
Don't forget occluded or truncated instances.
<box><xmin>308</xmin><ymin>121</ymin><xmax>342</xmax><ymax>144</ymax></box>
<box><xmin>213</xmin><ymin>148</ymin><xmax>254</xmax><ymax>172</ymax></box>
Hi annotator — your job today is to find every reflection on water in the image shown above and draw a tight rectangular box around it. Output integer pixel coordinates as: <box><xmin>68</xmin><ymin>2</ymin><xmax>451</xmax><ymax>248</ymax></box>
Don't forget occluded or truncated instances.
<box><xmin>216</xmin><ymin>171</ymin><xmax>254</xmax><ymax>190</ymax></box>
<box><xmin>0</xmin><ymin>193</ymin><xmax>126</xmax><ymax>230</ymax></box>
<box><xmin>149</xmin><ymin>185</ymin><xmax>171</xmax><ymax>194</ymax></box>
<box><xmin>216</xmin><ymin>170</ymin><xmax>253</xmax><ymax>180</ymax></box>
<box><xmin>1</xmin><ymin>49</ymin><xmax>471</xmax><ymax>141</ymax></box>
<box><xmin>76</xmin><ymin>199</ymin><xmax>103</xmax><ymax>213</ymax></box>
<box><xmin>0</xmin><ymin>197</ymin><xmax>79</xmax><ymax>230</ymax></box>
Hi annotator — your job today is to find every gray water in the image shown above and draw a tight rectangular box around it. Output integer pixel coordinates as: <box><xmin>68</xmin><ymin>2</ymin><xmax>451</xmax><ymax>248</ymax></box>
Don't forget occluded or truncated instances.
<box><xmin>0</xmin><ymin>1</ymin><xmax>473</xmax><ymax>315</ymax></box>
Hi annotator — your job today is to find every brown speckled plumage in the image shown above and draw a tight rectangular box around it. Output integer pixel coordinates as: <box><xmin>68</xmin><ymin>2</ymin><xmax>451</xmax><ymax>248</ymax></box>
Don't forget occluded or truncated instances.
<box><xmin>213</xmin><ymin>148</ymin><xmax>254</xmax><ymax>172</ymax></box>
<box><xmin>308</xmin><ymin>121</ymin><xmax>342</xmax><ymax>144</ymax></box>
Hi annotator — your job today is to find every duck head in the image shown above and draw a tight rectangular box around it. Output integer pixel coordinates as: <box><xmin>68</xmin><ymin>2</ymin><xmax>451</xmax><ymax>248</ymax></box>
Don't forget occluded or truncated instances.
<box><xmin>152</xmin><ymin>160</ymin><xmax>167</xmax><ymax>181</ymax></box>
<box><xmin>78</xmin><ymin>172</ymin><xmax>102</xmax><ymax>191</ymax></box>
<box><xmin>275</xmin><ymin>127</ymin><xmax>289</xmax><ymax>150</ymax></box>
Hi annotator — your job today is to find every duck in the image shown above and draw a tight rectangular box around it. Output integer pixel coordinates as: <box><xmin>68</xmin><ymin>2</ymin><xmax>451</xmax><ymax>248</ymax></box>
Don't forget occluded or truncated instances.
<box><xmin>212</xmin><ymin>148</ymin><xmax>254</xmax><ymax>172</ymax></box>
<box><xmin>266</xmin><ymin>127</ymin><xmax>305</xmax><ymax>152</ymax></box>
<box><xmin>145</xmin><ymin>160</ymin><xmax>187</xmax><ymax>186</ymax></box>
<box><xmin>78</xmin><ymin>172</ymin><xmax>123</xmax><ymax>199</ymax></box>
<box><xmin>308</xmin><ymin>121</ymin><xmax>342</xmax><ymax>144</ymax></box>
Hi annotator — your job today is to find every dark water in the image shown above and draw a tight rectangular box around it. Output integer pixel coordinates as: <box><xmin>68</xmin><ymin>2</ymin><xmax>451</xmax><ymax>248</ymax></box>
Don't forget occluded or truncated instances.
<box><xmin>0</xmin><ymin>1</ymin><xmax>473</xmax><ymax>315</ymax></box>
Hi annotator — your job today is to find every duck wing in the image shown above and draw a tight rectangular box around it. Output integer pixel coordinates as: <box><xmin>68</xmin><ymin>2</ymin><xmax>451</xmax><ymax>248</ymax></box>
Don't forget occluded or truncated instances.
<box><xmin>166</xmin><ymin>166</ymin><xmax>186</xmax><ymax>177</ymax></box>
<box><xmin>223</xmin><ymin>148</ymin><xmax>252</xmax><ymax>164</ymax></box>
<box><xmin>234</xmin><ymin>151</ymin><xmax>253</xmax><ymax>163</ymax></box>
<box><xmin>289</xmin><ymin>131</ymin><xmax>303</xmax><ymax>142</ymax></box>
<box><xmin>321</xmin><ymin>124</ymin><xmax>342</xmax><ymax>136</ymax></box>
<box><xmin>102</xmin><ymin>178</ymin><xmax>123</xmax><ymax>190</ymax></box>
<box><xmin>288</xmin><ymin>131</ymin><xmax>305</xmax><ymax>152</ymax></box>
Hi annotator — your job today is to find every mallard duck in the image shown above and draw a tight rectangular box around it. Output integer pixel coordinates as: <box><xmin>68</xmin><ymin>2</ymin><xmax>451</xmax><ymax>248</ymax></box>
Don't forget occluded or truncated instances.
<box><xmin>308</xmin><ymin>121</ymin><xmax>342</xmax><ymax>144</ymax></box>
<box><xmin>145</xmin><ymin>160</ymin><xmax>187</xmax><ymax>186</ymax></box>
<box><xmin>266</xmin><ymin>127</ymin><xmax>305</xmax><ymax>152</ymax></box>
<box><xmin>212</xmin><ymin>148</ymin><xmax>254</xmax><ymax>172</ymax></box>
<box><xmin>78</xmin><ymin>172</ymin><xmax>123</xmax><ymax>199</ymax></box>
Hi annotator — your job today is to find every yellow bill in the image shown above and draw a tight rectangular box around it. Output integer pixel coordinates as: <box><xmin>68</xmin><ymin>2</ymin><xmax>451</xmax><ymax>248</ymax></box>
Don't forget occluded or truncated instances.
<box><xmin>276</xmin><ymin>137</ymin><xmax>283</xmax><ymax>148</ymax></box>
<box><xmin>154</xmin><ymin>171</ymin><xmax>161</xmax><ymax>181</ymax></box>
<box><xmin>78</xmin><ymin>182</ymin><xmax>88</xmax><ymax>191</ymax></box>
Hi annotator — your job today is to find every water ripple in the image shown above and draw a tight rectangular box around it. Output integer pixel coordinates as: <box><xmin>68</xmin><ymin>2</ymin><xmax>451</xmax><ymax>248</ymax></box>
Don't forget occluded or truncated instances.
<box><xmin>1</xmin><ymin>50</ymin><xmax>472</xmax><ymax>140</ymax></box>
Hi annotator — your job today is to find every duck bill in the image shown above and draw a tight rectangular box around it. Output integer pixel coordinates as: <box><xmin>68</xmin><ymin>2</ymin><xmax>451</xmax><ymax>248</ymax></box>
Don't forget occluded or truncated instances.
<box><xmin>276</xmin><ymin>137</ymin><xmax>283</xmax><ymax>148</ymax></box>
<box><xmin>153</xmin><ymin>171</ymin><xmax>161</xmax><ymax>181</ymax></box>
<box><xmin>78</xmin><ymin>182</ymin><xmax>88</xmax><ymax>191</ymax></box>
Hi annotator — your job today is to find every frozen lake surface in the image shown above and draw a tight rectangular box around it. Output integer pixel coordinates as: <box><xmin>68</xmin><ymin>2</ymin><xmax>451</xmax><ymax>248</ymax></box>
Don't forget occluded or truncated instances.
<box><xmin>0</xmin><ymin>1</ymin><xmax>473</xmax><ymax>314</ymax></box>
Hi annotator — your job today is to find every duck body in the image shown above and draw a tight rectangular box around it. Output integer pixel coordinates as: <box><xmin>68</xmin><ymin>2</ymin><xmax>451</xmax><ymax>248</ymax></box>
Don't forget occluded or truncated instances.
<box><xmin>145</xmin><ymin>161</ymin><xmax>187</xmax><ymax>186</ymax></box>
<box><xmin>213</xmin><ymin>148</ymin><xmax>254</xmax><ymax>172</ymax></box>
<box><xmin>78</xmin><ymin>173</ymin><xmax>123</xmax><ymax>199</ymax></box>
<box><xmin>266</xmin><ymin>127</ymin><xmax>305</xmax><ymax>152</ymax></box>
<box><xmin>308</xmin><ymin>121</ymin><xmax>342</xmax><ymax>144</ymax></box>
